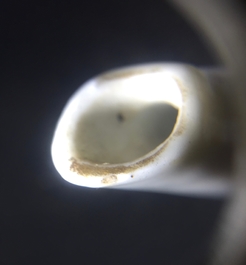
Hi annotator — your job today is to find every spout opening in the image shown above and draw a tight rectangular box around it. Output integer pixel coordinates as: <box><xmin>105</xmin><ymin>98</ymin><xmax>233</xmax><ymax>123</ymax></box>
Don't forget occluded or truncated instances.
<box><xmin>71</xmin><ymin>70</ymin><xmax>182</xmax><ymax>165</ymax></box>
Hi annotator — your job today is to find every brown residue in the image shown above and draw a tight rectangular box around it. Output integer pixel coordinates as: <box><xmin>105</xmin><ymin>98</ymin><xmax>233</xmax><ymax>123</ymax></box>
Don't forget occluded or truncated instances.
<box><xmin>174</xmin><ymin>77</ymin><xmax>188</xmax><ymax>103</ymax></box>
<box><xmin>69</xmin><ymin>142</ymin><xmax>165</xmax><ymax>177</ymax></box>
<box><xmin>68</xmin><ymin>72</ymin><xmax>188</xmax><ymax>178</ymax></box>
<box><xmin>101</xmin><ymin>175</ymin><xmax>118</xmax><ymax>184</ymax></box>
<box><xmin>173</xmin><ymin>119</ymin><xmax>185</xmax><ymax>137</ymax></box>
<box><xmin>171</xmin><ymin>77</ymin><xmax>187</xmax><ymax>137</ymax></box>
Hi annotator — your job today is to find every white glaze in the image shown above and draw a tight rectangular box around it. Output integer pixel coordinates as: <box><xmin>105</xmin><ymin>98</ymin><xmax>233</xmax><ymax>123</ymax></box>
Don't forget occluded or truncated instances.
<box><xmin>51</xmin><ymin>63</ymin><xmax>231</xmax><ymax>196</ymax></box>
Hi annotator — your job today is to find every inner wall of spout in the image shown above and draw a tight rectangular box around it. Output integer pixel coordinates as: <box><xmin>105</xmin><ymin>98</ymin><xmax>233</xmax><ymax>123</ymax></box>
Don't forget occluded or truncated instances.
<box><xmin>72</xmin><ymin>73</ymin><xmax>181</xmax><ymax>164</ymax></box>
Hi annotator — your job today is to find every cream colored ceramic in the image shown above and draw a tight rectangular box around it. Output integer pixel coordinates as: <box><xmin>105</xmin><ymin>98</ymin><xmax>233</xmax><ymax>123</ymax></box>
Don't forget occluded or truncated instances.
<box><xmin>51</xmin><ymin>63</ymin><xmax>231</xmax><ymax>196</ymax></box>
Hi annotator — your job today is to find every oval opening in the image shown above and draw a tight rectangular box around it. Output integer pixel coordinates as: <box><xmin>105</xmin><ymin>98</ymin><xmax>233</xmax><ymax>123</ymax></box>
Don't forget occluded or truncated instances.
<box><xmin>72</xmin><ymin>72</ymin><xmax>182</xmax><ymax>164</ymax></box>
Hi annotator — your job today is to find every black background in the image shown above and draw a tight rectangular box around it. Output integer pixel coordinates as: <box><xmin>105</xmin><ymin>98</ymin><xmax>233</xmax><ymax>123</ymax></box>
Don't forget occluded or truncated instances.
<box><xmin>1</xmin><ymin>1</ymin><xmax>227</xmax><ymax>264</ymax></box>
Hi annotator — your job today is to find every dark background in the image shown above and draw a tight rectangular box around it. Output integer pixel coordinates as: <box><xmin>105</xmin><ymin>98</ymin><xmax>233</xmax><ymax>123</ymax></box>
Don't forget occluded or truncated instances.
<box><xmin>1</xmin><ymin>0</ymin><xmax>226</xmax><ymax>264</ymax></box>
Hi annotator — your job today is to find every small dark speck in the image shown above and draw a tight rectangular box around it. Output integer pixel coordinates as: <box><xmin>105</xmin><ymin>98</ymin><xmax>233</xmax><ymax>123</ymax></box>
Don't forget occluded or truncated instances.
<box><xmin>117</xmin><ymin>113</ymin><xmax>124</xmax><ymax>122</ymax></box>
<box><xmin>131</xmin><ymin>175</ymin><xmax>134</xmax><ymax>178</ymax></box>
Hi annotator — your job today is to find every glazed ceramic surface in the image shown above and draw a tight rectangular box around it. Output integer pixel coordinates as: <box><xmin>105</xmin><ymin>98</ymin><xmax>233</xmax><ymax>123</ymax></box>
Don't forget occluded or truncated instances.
<box><xmin>51</xmin><ymin>63</ymin><xmax>231</xmax><ymax>196</ymax></box>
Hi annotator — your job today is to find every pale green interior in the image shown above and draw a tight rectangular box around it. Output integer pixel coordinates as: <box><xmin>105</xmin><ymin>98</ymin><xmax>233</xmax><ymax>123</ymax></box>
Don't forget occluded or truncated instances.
<box><xmin>73</xmin><ymin>97</ymin><xmax>178</xmax><ymax>164</ymax></box>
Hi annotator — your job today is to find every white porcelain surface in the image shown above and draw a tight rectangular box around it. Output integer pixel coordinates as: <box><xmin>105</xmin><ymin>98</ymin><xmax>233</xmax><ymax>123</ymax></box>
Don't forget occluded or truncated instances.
<box><xmin>51</xmin><ymin>63</ymin><xmax>231</xmax><ymax>196</ymax></box>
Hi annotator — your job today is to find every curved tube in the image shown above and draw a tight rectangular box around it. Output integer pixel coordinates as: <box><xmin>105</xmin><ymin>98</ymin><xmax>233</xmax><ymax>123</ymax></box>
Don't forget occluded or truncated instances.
<box><xmin>169</xmin><ymin>1</ymin><xmax>246</xmax><ymax>265</ymax></box>
<box><xmin>51</xmin><ymin>1</ymin><xmax>246</xmax><ymax>264</ymax></box>
<box><xmin>51</xmin><ymin>63</ymin><xmax>232</xmax><ymax>196</ymax></box>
